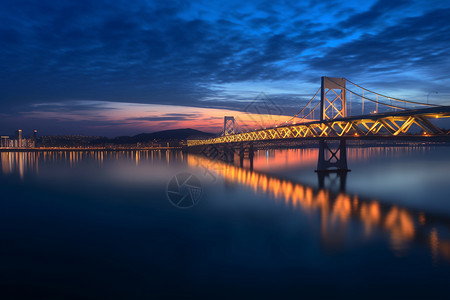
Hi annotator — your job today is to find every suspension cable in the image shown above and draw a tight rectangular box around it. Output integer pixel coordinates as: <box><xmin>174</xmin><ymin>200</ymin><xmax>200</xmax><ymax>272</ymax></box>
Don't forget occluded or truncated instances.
<box><xmin>345</xmin><ymin>78</ymin><xmax>440</xmax><ymax>107</ymax></box>
<box><xmin>284</xmin><ymin>101</ymin><xmax>320</xmax><ymax>126</ymax></box>
<box><xmin>300</xmin><ymin>101</ymin><xmax>320</xmax><ymax>121</ymax></box>
<box><xmin>284</xmin><ymin>87</ymin><xmax>321</xmax><ymax>124</ymax></box>
<box><xmin>345</xmin><ymin>87</ymin><xmax>406</xmax><ymax>110</ymax></box>
<box><xmin>326</xmin><ymin>77</ymin><xmax>406</xmax><ymax>110</ymax></box>
<box><xmin>257</xmin><ymin>77</ymin><xmax>441</xmax><ymax>132</ymax></box>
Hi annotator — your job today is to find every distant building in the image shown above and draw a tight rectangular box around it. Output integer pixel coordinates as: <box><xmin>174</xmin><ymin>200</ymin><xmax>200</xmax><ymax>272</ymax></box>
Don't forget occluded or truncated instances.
<box><xmin>0</xmin><ymin>130</ymin><xmax>37</xmax><ymax>149</ymax></box>
<box><xmin>1</xmin><ymin>136</ymin><xmax>9</xmax><ymax>148</ymax></box>
<box><xmin>17</xmin><ymin>129</ymin><xmax>22</xmax><ymax>148</ymax></box>
<box><xmin>33</xmin><ymin>130</ymin><xmax>38</xmax><ymax>147</ymax></box>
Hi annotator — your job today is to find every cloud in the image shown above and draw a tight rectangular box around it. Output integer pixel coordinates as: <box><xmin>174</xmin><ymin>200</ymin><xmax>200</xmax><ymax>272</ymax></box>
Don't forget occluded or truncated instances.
<box><xmin>0</xmin><ymin>0</ymin><xmax>338</xmax><ymax>106</ymax></box>
<box><xmin>0</xmin><ymin>0</ymin><xmax>450</xmax><ymax>136</ymax></box>
<box><xmin>127</xmin><ymin>113</ymin><xmax>201</xmax><ymax>122</ymax></box>
<box><xmin>338</xmin><ymin>0</ymin><xmax>409</xmax><ymax>30</ymax></box>
<box><xmin>305</xmin><ymin>7</ymin><xmax>450</xmax><ymax>95</ymax></box>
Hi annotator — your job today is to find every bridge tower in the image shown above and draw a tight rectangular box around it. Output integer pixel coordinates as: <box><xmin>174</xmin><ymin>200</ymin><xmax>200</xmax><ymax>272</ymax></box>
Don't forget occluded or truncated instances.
<box><xmin>317</xmin><ymin>77</ymin><xmax>350</xmax><ymax>174</ymax></box>
<box><xmin>320</xmin><ymin>77</ymin><xmax>347</xmax><ymax>121</ymax></box>
<box><xmin>223</xmin><ymin>116</ymin><xmax>235</xmax><ymax>136</ymax></box>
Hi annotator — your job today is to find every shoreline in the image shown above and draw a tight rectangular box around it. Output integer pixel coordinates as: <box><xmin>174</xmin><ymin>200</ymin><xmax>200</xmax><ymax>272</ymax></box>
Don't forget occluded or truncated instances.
<box><xmin>0</xmin><ymin>147</ymin><xmax>182</xmax><ymax>152</ymax></box>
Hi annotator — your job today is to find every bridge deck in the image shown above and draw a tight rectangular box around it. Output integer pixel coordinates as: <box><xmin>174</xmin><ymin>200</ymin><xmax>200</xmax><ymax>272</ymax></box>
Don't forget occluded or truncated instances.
<box><xmin>188</xmin><ymin>106</ymin><xmax>450</xmax><ymax>146</ymax></box>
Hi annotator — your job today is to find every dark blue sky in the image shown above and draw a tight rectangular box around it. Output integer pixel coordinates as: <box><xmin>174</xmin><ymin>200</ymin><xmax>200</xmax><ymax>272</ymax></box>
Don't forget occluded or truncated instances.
<box><xmin>1</xmin><ymin>0</ymin><xmax>449</xmax><ymax>136</ymax></box>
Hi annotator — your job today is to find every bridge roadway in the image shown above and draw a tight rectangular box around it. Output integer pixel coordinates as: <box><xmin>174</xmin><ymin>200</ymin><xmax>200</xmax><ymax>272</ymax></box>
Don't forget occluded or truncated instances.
<box><xmin>188</xmin><ymin>106</ymin><xmax>450</xmax><ymax>146</ymax></box>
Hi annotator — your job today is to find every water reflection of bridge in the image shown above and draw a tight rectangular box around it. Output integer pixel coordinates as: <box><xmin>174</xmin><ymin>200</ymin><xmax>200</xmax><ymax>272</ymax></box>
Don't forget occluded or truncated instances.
<box><xmin>190</xmin><ymin>155</ymin><xmax>450</xmax><ymax>262</ymax></box>
<box><xmin>2</xmin><ymin>149</ymin><xmax>450</xmax><ymax>263</ymax></box>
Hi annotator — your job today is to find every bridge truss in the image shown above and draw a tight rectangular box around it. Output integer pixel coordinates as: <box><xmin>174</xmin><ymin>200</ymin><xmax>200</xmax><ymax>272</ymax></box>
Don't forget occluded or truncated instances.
<box><xmin>188</xmin><ymin>107</ymin><xmax>450</xmax><ymax>146</ymax></box>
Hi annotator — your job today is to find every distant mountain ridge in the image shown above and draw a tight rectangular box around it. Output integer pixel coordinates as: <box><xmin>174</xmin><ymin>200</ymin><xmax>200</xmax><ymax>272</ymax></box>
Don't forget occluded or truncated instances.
<box><xmin>37</xmin><ymin>129</ymin><xmax>216</xmax><ymax>147</ymax></box>
<box><xmin>134</xmin><ymin>128</ymin><xmax>216</xmax><ymax>140</ymax></box>
<box><xmin>100</xmin><ymin>128</ymin><xmax>216</xmax><ymax>145</ymax></box>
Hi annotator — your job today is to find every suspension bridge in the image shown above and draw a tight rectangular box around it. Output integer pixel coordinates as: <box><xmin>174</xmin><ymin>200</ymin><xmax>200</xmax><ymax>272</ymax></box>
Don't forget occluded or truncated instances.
<box><xmin>187</xmin><ymin>77</ymin><xmax>450</xmax><ymax>172</ymax></box>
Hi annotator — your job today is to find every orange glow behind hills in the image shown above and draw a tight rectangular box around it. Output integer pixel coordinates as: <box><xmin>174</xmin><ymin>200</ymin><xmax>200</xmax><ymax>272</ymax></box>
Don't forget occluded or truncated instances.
<box><xmin>23</xmin><ymin>101</ymin><xmax>309</xmax><ymax>135</ymax></box>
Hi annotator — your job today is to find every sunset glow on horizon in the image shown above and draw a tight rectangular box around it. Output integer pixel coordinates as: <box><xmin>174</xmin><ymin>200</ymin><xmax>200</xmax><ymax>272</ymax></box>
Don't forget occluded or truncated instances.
<box><xmin>10</xmin><ymin>100</ymin><xmax>312</xmax><ymax>136</ymax></box>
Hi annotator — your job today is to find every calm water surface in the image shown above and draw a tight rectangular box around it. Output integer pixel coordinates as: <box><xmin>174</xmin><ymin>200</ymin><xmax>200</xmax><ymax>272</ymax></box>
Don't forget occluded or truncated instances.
<box><xmin>1</xmin><ymin>146</ymin><xmax>450</xmax><ymax>299</ymax></box>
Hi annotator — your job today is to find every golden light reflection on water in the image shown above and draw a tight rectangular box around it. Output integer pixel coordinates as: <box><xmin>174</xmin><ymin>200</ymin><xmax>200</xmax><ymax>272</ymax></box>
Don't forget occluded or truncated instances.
<box><xmin>0</xmin><ymin>150</ymin><xmax>183</xmax><ymax>179</ymax></box>
<box><xmin>250</xmin><ymin>146</ymin><xmax>432</xmax><ymax>172</ymax></box>
<box><xmin>347</xmin><ymin>145</ymin><xmax>433</xmax><ymax>162</ymax></box>
<box><xmin>360</xmin><ymin>201</ymin><xmax>380</xmax><ymax>236</ymax></box>
<box><xmin>1</xmin><ymin>152</ymin><xmax>39</xmax><ymax>179</ymax></box>
<box><xmin>189</xmin><ymin>154</ymin><xmax>450</xmax><ymax>262</ymax></box>
<box><xmin>1</xmin><ymin>149</ymin><xmax>449</xmax><ymax>264</ymax></box>
<box><xmin>384</xmin><ymin>207</ymin><xmax>415</xmax><ymax>256</ymax></box>
<box><xmin>252</xmin><ymin>148</ymin><xmax>318</xmax><ymax>170</ymax></box>
<box><xmin>430</xmin><ymin>228</ymin><xmax>439</xmax><ymax>264</ymax></box>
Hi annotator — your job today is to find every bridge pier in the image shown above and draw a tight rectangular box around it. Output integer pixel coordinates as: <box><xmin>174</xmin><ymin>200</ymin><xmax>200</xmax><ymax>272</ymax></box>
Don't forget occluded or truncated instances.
<box><xmin>316</xmin><ymin>139</ymin><xmax>350</xmax><ymax>173</ymax></box>
<box><xmin>221</xmin><ymin>144</ymin><xmax>235</xmax><ymax>163</ymax></box>
<box><xmin>239</xmin><ymin>144</ymin><xmax>245</xmax><ymax>166</ymax></box>
<box><xmin>249</xmin><ymin>143</ymin><xmax>254</xmax><ymax>171</ymax></box>
<box><xmin>239</xmin><ymin>142</ymin><xmax>254</xmax><ymax>170</ymax></box>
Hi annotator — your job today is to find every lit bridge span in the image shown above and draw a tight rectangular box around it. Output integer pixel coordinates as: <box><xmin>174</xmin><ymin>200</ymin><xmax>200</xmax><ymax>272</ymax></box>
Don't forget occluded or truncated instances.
<box><xmin>187</xmin><ymin>77</ymin><xmax>450</xmax><ymax>172</ymax></box>
<box><xmin>189</xmin><ymin>106</ymin><xmax>450</xmax><ymax>144</ymax></box>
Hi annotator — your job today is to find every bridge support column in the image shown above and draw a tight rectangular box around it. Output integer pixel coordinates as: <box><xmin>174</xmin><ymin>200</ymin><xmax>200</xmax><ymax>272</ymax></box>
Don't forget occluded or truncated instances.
<box><xmin>316</xmin><ymin>139</ymin><xmax>350</xmax><ymax>173</ymax></box>
<box><xmin>221</xmin><ymin>144</ymin><xmax>235</xmax><ymax>163</ymax></box>
<box><xmin>239</xmin><ymin>142</ymin><xmax>255</xmax><ymax>170</ymax></box>
<box><xmin>239</xmin><ymin>143</ymin><xmax>245</xmax><ymax>167</ymax></box>
<box><xmin>249</xmin><ymin>143</ymin><xmax>254</xmax><ymax>171</ymax></box>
